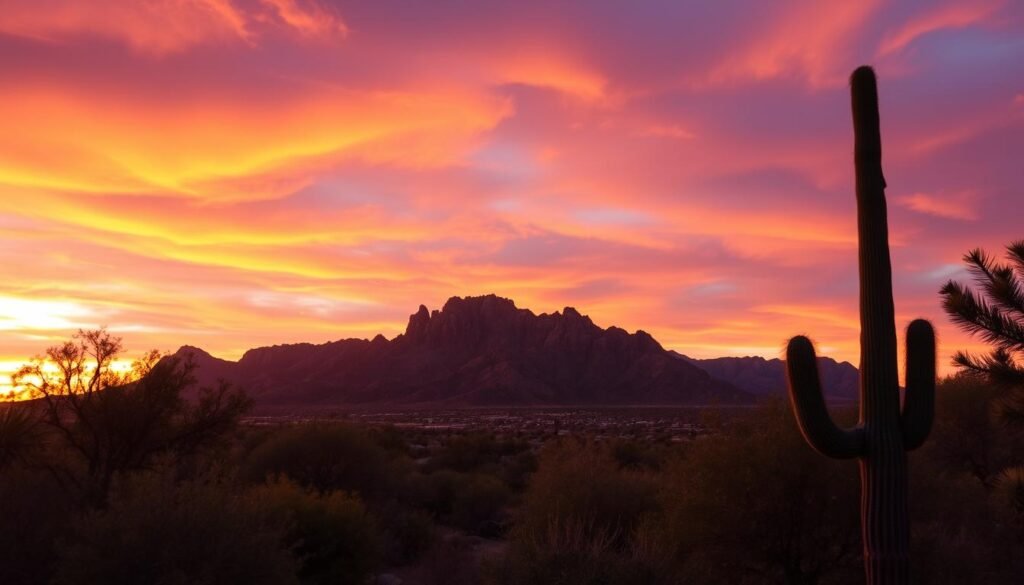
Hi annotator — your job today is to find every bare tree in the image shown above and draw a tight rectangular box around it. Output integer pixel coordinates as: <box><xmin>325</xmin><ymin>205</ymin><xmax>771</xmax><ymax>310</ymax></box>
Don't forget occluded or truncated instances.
<box><xmin>12</xmin><ymin>328</ymin><xmax>251</xmax><ymax>506</ymax></box>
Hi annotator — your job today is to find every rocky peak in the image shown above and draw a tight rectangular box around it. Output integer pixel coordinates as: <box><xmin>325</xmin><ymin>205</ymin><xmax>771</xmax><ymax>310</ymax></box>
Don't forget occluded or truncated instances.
<box><xmin>169</xmin><ymin>295</ymin><xmax>752</xmax><ymax>407</ymax></box>
<box><xmin>405</xmin><ymin>304</ymin><xmax>431</xmax><ymax>339</ymax></box>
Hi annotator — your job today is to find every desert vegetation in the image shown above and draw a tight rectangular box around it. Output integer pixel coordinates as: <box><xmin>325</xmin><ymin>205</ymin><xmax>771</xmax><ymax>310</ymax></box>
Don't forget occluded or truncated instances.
<box><xmin>0</xmin><ymin>329</ymin><xmax>1021</xmax><ymax>584</ymax></box>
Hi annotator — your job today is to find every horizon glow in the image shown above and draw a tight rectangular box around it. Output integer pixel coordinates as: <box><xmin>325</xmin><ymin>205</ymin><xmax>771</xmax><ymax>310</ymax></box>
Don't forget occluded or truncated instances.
<box><xmin>2</xmin><ymin>0</ymin><xmax>1023</xmax><ymax>395</ymax></box>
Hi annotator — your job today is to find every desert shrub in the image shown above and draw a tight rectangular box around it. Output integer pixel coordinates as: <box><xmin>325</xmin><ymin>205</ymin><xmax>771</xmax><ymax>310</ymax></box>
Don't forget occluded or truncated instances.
<box><xmin>491</xmin><ymin>438</ymin><xmax>664</xmax><ymax>585</ymax></box>
<box><xmin>372</xmin><ymin>500</ymin><xmax>437</xmax><ymax>565</ymax></box>
<box><xmin>241</xmin><ymin>423</ymin><xmax>408</xmax><ymax>500</ymax></box>
<box><xmin>450</xmin><ymin>473</ymin><xmax>512</xmax><ymax>536</ymax></box>
<box><xmin>516</xmin><ymin>439</ymin><xmax>659</xmax><ymax>548</ymax></box>
<box><xmin>921</xmin><ymin>374</ymin><xmax>1022</xmax><ymax>487</ymax></box>
<box><xmin>994</xmin><ymin>467</ymin><xmax>1024</xmax><ymax>519</ymax></box>
<box><xmin>250</xmin><ymin>478</ymin><xmax>382</xmax><ymax>585</ymax></box>
<box><xmin>0</xmin><ymin>466</ymin><xmax>73</xmax><ymax>585</ymax></box>
<box><xmin>496</xmin><ymin>449</ymin><xmax>538</xmax><ymax>491</ymax></box>
<box><xmin>908</xmin><ymin>375</ymin><xmax>1024</xmax><ymax>583</ymax></box>
<box><xmin>369</xmin><ymin>424</ymin><xmax>413</xmax><ymax>455</ymax></box>
<box><xmin>417</xmin><ymin>469</ymin><xmax>461</xmax><ymax>516</ymax></box>
<box><xmin>414</xmin><ymin>470</ymin><xmax>510</xmax><ymax>536</ymax></box>
<box><xmin>53</xmin><ymin>473</ymin><xmax>297</xmax><ymax>585</ymax></box>
<box><xmin>429</xmin><ymin>433</ymin><xmax>529</xmax><ymax>474</ymax></box>
<box><xmin>660</xmin><ymin>401</ymin><xmax>861</xmax><ymax>585</ymax></box>
<box><xmin>611</xmin><ymin>439</ymin><xmax>671</xmax><ymax>471</ymax></box>
<box><xmin>910</xmin><ymin>470</ymin><xmax>1024</xmax><ymax>585</ymax></box>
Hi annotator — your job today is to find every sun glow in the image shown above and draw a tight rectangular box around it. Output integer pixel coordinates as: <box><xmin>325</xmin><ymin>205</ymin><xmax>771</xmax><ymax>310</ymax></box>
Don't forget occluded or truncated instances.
<box><xmin>0</xmin><ymin>296</ymin><xmax>97</xmax><ymax>332</ymax></box>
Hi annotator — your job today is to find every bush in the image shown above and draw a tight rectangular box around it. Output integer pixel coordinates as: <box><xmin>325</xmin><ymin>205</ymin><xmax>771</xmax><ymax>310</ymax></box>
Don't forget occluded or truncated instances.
<box><xmin>450</xmin><ymin>473</ymin><xmax>512</xmax><ymax>536</ymax></box>
<box><xmin>429</xmin><ymin>433</ymin><xmax>529</xmax><ymax>474</ymax></box>
<box><xmin>414</xmin><ymin>470</ymin><xmax>510</xmax><ymax>536</ymax></box>
<box><xmin>53</xmin><ymin>473</ymin><xmax>297</xmax><ymax>585</ymax></box>
<box><xmin>250</xmin><ymin>478</ymin><xmax>382</xmax><ymax>585</ymax></box>
<box><xmin>515</xmin><ymin>439</ymin><xmax>658</xmax><ymax>550</ymax></box>
<box><xmin>241</xmin><ymin>424</ymin><xmax>407</xmax><ymax>500</ymax></box>
<box><xmin>909</xmin><ymin>375</ymin><xmax>1024</xmax><ymax>583</ymax></box>
<box><xmin>372</xmin><ymin>500</ymin><xmax>437</xmax><ymax>565</ymax></box>
<box><xmin>0</xmin><ymin>467</ymin><xmax>73</xmax><ymax>585</ymax></box>
<box><xmin>660</xmin><ymin>401</ymin><xmax>861</xmax><ymax>584</ymax></box>
<box><xmin>491</xmin><ymin>438</ymin><xmax>664</xmax><ymax>585</ymax></box>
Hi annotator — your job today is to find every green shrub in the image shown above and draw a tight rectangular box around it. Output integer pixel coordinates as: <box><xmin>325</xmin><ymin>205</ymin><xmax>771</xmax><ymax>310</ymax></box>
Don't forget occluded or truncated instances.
<box><xmin>660</xmin><ymin>401</ymin><xmax>861</xmax><ymax>584</ymax></box>
<box><xmin>450</xmin><ymin>473</ymin><xmax>512</xmax><ymax>536</ymax></box>
<box><xmin>515</xmin><ymin>438</ymin><xmax>658</xmax><ymax>550</ymax></box>
<box><xmin>492</xmin><ymin>438</ymin><xmax>664</xmax><ymax>585</ymax></box>
<box><xmin>429</xmin><ymin>433</ymin><xmax>529</xmax><ymax>474</ymax></box>
<box><xmin>241</xmin><ymin>424</ymin><xmax>407</xmax><ymax>500</ymax></box>
<box><xmin>250</xmin><ymin>478</ymin><xmax>382</xmax><ymax>585</ymax></box>
<box><xmin>53</xmin><ymin>473</ymin><xmax>297</xmax><ymax>585</ymax></box>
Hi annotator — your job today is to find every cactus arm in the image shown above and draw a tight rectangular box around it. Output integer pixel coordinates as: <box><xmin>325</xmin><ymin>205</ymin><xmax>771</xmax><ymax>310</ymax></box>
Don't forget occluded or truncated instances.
<box><xmin>786</xmin><ymin>336</ymin><xmax>865</xmax><ymax>459</ymax></box>
<box><xmin>901</xmin><ymin>319</ymin><xmax>936</xmax><ymax>450</ymax></box>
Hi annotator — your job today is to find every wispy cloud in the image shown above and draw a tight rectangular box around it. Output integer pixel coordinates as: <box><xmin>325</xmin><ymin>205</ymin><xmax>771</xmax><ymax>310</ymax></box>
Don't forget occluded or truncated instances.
<box><xmin>897</xmin><ymin>191</ymin><xmax>980</xmax><ymax>220</ymax></box>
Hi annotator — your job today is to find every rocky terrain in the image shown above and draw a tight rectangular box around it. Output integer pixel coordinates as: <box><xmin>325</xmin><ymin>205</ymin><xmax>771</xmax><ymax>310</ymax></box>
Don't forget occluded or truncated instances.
<box><xmin>176</xmin><ymin>295</ymin><xmax>752</xmax><ymax>408</ymax></box>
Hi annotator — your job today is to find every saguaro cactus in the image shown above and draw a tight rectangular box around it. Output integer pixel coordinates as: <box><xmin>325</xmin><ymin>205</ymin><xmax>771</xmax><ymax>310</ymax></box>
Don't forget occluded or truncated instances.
<box><xmin>785</xmin><ymin>66</ymin><xmax>936</xmax><ymax>585</ymax></box>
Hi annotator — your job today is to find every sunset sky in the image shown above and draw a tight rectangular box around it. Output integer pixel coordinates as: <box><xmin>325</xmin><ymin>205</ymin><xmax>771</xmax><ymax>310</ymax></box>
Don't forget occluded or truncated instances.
<box><xmin>1</xmin><ymin>0</ymin><xmax>1023</xmax><ymax>394</ymax></box>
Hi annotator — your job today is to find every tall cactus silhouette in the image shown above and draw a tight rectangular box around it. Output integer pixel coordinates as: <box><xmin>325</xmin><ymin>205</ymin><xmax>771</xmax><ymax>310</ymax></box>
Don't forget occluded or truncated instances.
<box><xmin>785</xmin><ymin>66</ymin><xmax>936</xmax><ymax>585</ymax></box>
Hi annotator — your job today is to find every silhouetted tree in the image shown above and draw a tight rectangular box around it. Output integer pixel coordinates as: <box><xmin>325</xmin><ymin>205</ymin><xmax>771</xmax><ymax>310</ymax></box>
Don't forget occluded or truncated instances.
<box><xmin>940</xmin><ymin>242</ymin><xmax>1024</xmax><ymax>531</ymax></box>
<box><xmin>12</xmin><ymin>328</ymin><xmax>251</xmax><ymax>505</ymax></box>
<box><xmin>941</xmin><ymin>242</ymin><xmax>1024</xmax><ymax>420</ymax></box>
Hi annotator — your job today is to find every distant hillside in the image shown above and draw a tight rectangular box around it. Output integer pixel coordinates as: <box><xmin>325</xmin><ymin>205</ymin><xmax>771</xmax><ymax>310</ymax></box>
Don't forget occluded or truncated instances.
<box><xmin>175</xmin><ymin>295</ymin><xmax>751</xmax><ymax>408</ymax></box>
<box><xmin>676</xmin><ymin>353</ymin><xmax>858</xmax><ymax>402</ymax></box>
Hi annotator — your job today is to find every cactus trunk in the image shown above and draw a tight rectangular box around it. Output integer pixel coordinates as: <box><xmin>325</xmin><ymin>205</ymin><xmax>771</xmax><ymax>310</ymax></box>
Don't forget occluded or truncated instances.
<box><xmin>785</xmin><ymin>66</ymin><xmax>936</xmax><ymax>585</ymax></box>
<box><xmin>853</xmin><ymin>66</ymin><xmax>910</xmax><ymax>584</ymax></box>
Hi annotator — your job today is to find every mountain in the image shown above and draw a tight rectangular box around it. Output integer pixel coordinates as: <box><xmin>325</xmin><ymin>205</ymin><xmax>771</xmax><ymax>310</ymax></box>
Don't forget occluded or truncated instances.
<box><xmin>174</xmin><ymin>295</ymin><xmax>751</xmax><ymax>409</ymax></box>
<box><xmin>676</xmin><ymin>353</ymin><xmax>859</xmax><ymax>402</ymax></box>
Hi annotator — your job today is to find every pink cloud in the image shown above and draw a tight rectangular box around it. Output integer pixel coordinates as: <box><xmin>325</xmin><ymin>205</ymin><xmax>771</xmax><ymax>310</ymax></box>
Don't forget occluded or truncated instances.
<box><xmin>260</xmin><ymin>0</ymin><xmax>347</xmax><ymax>39</ymax></box>
<box><xmin>696</xmin><ymin>0</ymin><xmax>881</xmax><ymax>88</ymax></box>
<box><xmin>877</xmin><ymin>1</ymin><xmax>1004</xmax><ymax>56</ymax></box>
<box><xmin>897</xmin><ymin>192</ymin><xmax>980</xmax><ymax>221</ymax></box>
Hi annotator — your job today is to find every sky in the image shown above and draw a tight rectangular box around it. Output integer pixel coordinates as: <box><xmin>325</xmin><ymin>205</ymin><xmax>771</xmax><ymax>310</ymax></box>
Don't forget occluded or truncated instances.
<box><xmin>1</xmin><ymin>0</ymin><xmax>1023</xmax><ymax>395</ymax></box>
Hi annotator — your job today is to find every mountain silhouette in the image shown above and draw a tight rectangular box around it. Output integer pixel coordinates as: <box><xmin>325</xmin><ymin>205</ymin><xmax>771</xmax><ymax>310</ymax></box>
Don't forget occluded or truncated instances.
<box><xmin>676</xmin><ymin>353</ymin><xmax>858</xmax><ymax>402</ymax></box>
<box><xmin>174</xmin><ymin>294</ymin><xmax>751</xmax><ymax>408</ymax></box>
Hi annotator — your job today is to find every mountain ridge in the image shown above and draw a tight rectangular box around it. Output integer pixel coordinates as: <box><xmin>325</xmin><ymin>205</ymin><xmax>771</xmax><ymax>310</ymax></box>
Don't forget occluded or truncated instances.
<box><xmin>173</xmin><ymin>294</ymin><xmax>753</xmax><ymax>408</ymax></box>
<box><xmin>674</xmin><ymin>352</ymin><xmax>859</xmax><ymax>402</ymax></box>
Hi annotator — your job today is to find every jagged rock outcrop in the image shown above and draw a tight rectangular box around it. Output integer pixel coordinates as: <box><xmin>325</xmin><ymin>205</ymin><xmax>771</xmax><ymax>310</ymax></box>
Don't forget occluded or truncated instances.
<box><xmin>175</xmin><ymin>294</ymin><xmax>750</xmax><ymax>408</ymax></box>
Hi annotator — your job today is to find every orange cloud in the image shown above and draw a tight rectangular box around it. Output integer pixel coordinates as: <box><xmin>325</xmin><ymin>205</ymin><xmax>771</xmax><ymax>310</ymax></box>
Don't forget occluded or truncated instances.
<box><xmin>0</xmin><ymin>0</ymin><xmax>252</xmax><ymax>53</ymax></box>
<box><xmin>0</xmin><ymin>0</ymin><xmax>347</xmax><ymax>54</ymax></box>
<box><xmin>498</xmin><ymin>54</ymin><xmax>608</xmax><ymax>101</ymax></box>
<box><xmin>698</xmin><ymin>1</ymin><xmax>880</xmax><ymax>87</ymax></box>
<box><xmin>0</xmin><ymin>86</ymin><xmax>512</xmax><ymax>201</ymax></box>
<box><xmin>897</xmin><ymin>192</ymin><xmax>980</xmax><ymax>221</ymax></box>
